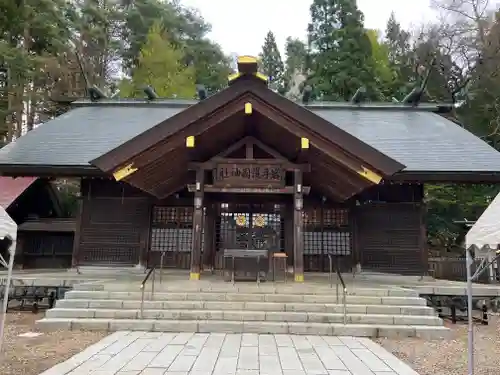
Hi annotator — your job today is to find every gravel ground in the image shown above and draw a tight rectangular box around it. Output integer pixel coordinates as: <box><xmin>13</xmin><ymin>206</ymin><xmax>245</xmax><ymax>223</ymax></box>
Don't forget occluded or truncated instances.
<box><xmin>377</xmin><ymin>316</ymin><xmax>500</xmax><ymax>375</ymax></box>
<box><xmin>0</xmin><ymin>312</ymin><xmax>107</xmax><ymax>375</ymax></box>
<box><xmin>1</xmin><ymin>311</ymin><xmax>499</xmax><ymax>375</ymax></box>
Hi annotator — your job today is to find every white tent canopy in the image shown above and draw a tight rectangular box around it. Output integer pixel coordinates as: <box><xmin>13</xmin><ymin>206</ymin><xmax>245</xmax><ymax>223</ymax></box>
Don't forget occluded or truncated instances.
<box><xmin>0</xmin><ymin>204</ymin><xmax>17</xmax><ymax>353</ymax></box>
<box><xmin>0</xmin><ymin>205</ymin><xmax>17</xmax><ymax>242</ymax></box>
<box><xmin>466</xmin><ymin>192</ymin><xmax>500</xmax><ymax>250</ymax></box>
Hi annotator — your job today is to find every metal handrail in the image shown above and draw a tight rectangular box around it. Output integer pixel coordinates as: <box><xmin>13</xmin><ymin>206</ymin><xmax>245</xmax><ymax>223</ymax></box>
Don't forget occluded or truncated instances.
<box><xmin>336</xmin><ymin>263</ymin><xmax>347</xmax><ymax>325</ymax></box>
<box><xmin>140</xmin><ymin>267</ymin><xmax>156</xmax><ymax>318</ymax></box>
<box><xmin>327</xmin><ymin>255</ymin><xmax>338</xmax><ymax>298</ymax></box>
<box><xmin>159</xmin><ymin>252</ymin><xmax>166</xmax><ymax>284</ymax></box>
<box><xmin>328</xmin><ymin>255</ymin><xmax>347</xmax><ymax>325</ymax></box>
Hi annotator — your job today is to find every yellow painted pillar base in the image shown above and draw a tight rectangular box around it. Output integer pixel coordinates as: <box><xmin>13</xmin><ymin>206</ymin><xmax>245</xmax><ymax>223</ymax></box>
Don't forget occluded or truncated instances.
<box><xmin>294</xmin><ymin>274</ymin><xmax>304</xmax><ymax>282</ymax></box>
<box><xmin>189</xmin><ymin>272</ymin><xmax>200</xmax><ymax>280</ymax></box>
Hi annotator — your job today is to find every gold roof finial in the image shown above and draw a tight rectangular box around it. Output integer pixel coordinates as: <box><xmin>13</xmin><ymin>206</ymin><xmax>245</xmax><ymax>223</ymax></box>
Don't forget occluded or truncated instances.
<box><xmin>228</xmin><ymin>55</ymin><xmax>268</xmax><ymax>85</ymax></box>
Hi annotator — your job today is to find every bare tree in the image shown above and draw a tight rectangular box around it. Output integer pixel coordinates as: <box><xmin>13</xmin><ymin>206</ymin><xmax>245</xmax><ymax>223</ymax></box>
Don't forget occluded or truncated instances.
<box><xmin>431</xmin><ymin>0</ymin><xmax>500</xmax><ymax>142</ymax></box>
<box><xmin>430</xmin><ymin>0</ymin><xmax>497</xmax><ymax>85</ymax></box>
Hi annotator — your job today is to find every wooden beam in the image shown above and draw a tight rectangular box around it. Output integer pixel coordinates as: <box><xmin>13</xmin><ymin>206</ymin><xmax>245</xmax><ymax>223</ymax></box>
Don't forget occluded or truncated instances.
<box><xmin>253</xmin><ymin>101</ymin><xmax>386</xmax><ymax>179</ymax></box>
<box><xmin>113</xmin><ymin>163</ymin><xmax>138</xmax><ymax>181</ymax></box>
<box><xmin>155</xmin><ymin>179</ymin><xmax>189</xmax><ymax>200</ymax></box>
<box><xmin>147</xmin><ymin>166</ymin><xmax>187</xmax><ymax>192</ymax></box>
<box><xmin>249</xmin><ymin>137</ymin><xmax>290</xmax><ymax>161</ymax></box>
<box><xmin>71</xmin><ymin>197</ymin><xmax>83</xmax><ymax>269</ymax></box>
<box><xmin>245</xmin><ymin>138</ymin><xmax>254</xmax><ymax>159</ymax></box>
<box><xmin>124</xmin><ymin>150</ymin><xmax>188</xmax><ymax>196</ymax></box>
<box><xmin>213</xmin><ymin>136</ymin><xmax>294</xmax><ymax>161</ymax></box>
<box><xmin>315</xmin><ymin>183</ymin><xmax>349</xmax><ymax>201</ymax></box>
<box><xmin>293</xmin><ymin>170</ymin><xmax>304</xmax><ymax>282</ymax></box>
<box><xmin>139</xmin><ymin>201</ymin><xmax>152</xmax><ymax>269</ymax></box>
<box><xmin>314</xmin><ymin>159</ymin><xmax>366</xmax><ymax>192</ymax></box>
<box><xmin>188</xmin><ymin>159</ymin><xmax>310</xmax><ymax>172</ymax></box>
<box><xmin>215</xmin><ymin>136</ymin><xmax>250</xmax><ymax>158</ymax></box>
<box><xmin>187</xmin><ymin>184</ymin><xmax>311</xmax><ymax>195</ymax></box>
<box><xmin>296</xmin><ymin>140</ymin><xmax>309</xmax><ymax>165</ymax></box>
<box><xmin>306</xmin><ymin>162</ymin><xmax>363</xmax><ymax>199</ymax></box>
<box><xmin>116</xmin><ymin>97</ymin><xmax>251</xmax><ymax>171</ymax></box>
<box><xmin>202</xmin><ymin>201</ymin><xmax>216</xmax><ymax>271</ymax></box>
<box><xmin>190</xmin><ymin>168</ymin><xmax>204</xmax><ymax>280</ymax></box>
<box><xmin>310</xmin><ymin>148</ymin><xmax>370</xmax><ymax>190</ymax></box>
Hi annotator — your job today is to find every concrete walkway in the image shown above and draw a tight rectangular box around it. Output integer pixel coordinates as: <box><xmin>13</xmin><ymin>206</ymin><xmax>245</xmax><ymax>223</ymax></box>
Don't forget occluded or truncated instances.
<box><xmin>39</xmin><ymin>332</ymin><xmax>420</xmax><ymax>375</ymax></box>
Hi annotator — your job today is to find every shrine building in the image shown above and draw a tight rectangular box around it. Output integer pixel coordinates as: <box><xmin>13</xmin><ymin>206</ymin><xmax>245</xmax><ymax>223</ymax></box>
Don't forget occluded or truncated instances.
<box><xmin>1</xmin><ymin>56</ymin><xmax>500</xmax><ymax>282</ymax></box>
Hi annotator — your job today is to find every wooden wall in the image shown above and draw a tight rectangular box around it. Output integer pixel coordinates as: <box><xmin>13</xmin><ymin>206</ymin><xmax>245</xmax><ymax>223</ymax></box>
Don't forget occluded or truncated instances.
<box><xmin>302</xmin><ymin>204</ymin><xmax>353</xmax><ymax>273</ymax></box>
<box><xmin>18</xmin><ymin>231</ymin><xmax>74</xmax><ymax>269</ymax></box>
<box><xmin>147</xmin><ymin>205</ymin><xmax>194</xmax><ymax>269</ymax></box>
<box><xmin>74</xmin><ymin>179</ymin><xmax>151</xmax><ymax>266</ymax></box>
<box><xmin>354</xmin><ymin>183</ymin><xmax>426</xmax><ymax>276</ymax></box>
<box><xmin>355</xmin><ymin>203</ymin><xmax>424</xmax><ymax>275</ymax></box>
<box><xmin>74</xmin><ymin>179</ymin><xmax>426</xmax><ymax>275</ymax></box>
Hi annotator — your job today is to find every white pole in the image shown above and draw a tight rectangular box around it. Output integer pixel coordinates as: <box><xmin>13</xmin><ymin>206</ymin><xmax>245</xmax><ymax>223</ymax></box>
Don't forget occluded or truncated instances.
<box><xmin>466</xmin><ymin>247</ymin><xmax>474</xmax><ymax>375</ymax></box>
<box><xmin>0</xmin><ymin>239</ymin><xmax>15</xmax><ymax>354</ymax></box>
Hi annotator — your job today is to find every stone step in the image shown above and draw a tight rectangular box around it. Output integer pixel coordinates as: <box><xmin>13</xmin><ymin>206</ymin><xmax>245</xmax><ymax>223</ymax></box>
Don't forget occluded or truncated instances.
<box><xmin>46</xmin><ymin>308</ymin><xmax>442</xmax><ymax>326</ymax></box>
<box><xmin>55</xmin><ymin>299</ymin><xmax>435</xmax><ymax>315</ymax></box>
<box><xmin>92</xmin><ymin>284</ymin><xmax>418</xmax><ymax>297</ymax></box>
<box><xmin>70</xmin><ymin>266</ymin><xmax>145</xmax><ymax>275</ymax></box>
<box><xmin>64</xmin><ymin>291</ymin><xmax>426</xmax><ymax>305</ymax></box>
<box><xmin>35</xmin><ymin>318</ymin><xmax>450</xmax><ymax>339</ymax></box>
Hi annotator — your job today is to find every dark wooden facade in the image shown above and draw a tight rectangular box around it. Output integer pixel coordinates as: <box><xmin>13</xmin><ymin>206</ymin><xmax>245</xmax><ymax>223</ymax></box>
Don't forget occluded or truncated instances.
<box><xmin>3</xmin><ymin>58</ymin><xmax>455</xmax><ymax>278</ymax></box>
<box><xmin>68</xmin><ymin>60</ymin><xmax>429</xmax><ymax>279</ymax></box>
<box><xmin>71</xmin><ymin>178</ymin><xmax>427</xmax><ymax>276</ymax></box>
<box><xmin>0</xmin><ymin>177</ymin><xmax>74</xmax><ymax>269</ymax></box>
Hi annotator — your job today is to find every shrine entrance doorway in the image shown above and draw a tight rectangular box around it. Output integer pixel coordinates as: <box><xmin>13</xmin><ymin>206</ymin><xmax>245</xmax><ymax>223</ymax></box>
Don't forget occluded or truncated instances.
<box><xmin>210</xmin><ymin>200</ymin><xmax>289</xmax><ymax>280</ymax></box>
<box><xmin>190</xmin><ymin>135</ymin><xmax>309</xmax><ymax>281</ymax></box>
<box><xmin>216</xmin><ymin>202</ymin><xmax>284</xmax><ymax>253</ymax></box>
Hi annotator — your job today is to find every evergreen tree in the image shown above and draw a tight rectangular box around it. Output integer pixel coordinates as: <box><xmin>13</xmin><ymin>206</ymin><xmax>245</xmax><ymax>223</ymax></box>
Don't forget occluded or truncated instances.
<box><xmin>365</xmin><ymin>30</ymin><xmax>393</xmax><ymax>99</ymax></box>
<box><xmin>185</xmin><ymin>38</ymin><xmax>233</xmax><ymax>94</ymax></box>
<box><xmin>120</xmin><ymin>23</ymin><xmax>196</xmax><ymax>99</ymax></box>
<box><xmin>0</xmin><ymin>0</ymin><xmax>78</xmax><ymax>138</ymax></box>
<box><xmin>383</xmin><ymin>13</ymin><xmax>415</xmax><ymax>98</ymax></box>
<box><xmin>384</xmin><ymin>12</ymin><xmax>411</xmax><ymax>67</ymax></box>
<box><xmin>283</xmin><ymin>37</ymin><xmax>308</xmax><ymax>93</ymax></box>
<box><xmin>259</xmin><ymin>31</ymin><xmax>285</xmax><ymax>92</ymax></box>
<box><xmin>121</xmin><ymin>0</ymin><xmax>230</xmax><ymax>93</ymax></box>
<box><xmin>77</xmin><ymin>0</ymin><xmax>123</xmax><ymax>85</ymax></box>
<box><xmin>308</xmin><ymin>0</ymin><xmax>376</xmax><ymax>101</ymax></box>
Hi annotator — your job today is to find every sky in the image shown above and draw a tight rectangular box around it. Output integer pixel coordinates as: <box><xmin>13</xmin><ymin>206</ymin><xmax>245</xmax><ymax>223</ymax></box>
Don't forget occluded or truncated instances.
<box><xmin>180</xmin><ymin>0</ymin><xmax>439</xmax><ymax>57</ymax></box>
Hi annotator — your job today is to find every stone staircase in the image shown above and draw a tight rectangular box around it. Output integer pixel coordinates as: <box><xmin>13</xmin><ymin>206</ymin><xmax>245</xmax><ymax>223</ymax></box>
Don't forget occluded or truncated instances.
<box><xmin>35</xmin><ymin>281</ymin><xmax>450</xmax><ymax>339</ymax></box>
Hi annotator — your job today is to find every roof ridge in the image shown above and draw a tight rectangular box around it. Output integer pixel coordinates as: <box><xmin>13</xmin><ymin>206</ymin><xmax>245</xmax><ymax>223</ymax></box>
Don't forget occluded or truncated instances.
<box><xmin>71</xmin><ymin>97</ymin><xmax>452</xmax><ymax>113</ymax></box>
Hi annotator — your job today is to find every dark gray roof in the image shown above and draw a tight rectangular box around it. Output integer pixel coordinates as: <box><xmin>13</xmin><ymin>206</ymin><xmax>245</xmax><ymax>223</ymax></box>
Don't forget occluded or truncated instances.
<box><xmin>312</xmin><ymin>109</ymin><xmax>500</xmax><ymax>172</ymax></box>
<box><xmin>0</xmin><ymin>100</ymin><xmax>499</xmax><ymax>173</ymax></box>
<box><xmin>0</xmin><ymin>105</ymin><xmax>186</xmax><ymax>166</ymax></box>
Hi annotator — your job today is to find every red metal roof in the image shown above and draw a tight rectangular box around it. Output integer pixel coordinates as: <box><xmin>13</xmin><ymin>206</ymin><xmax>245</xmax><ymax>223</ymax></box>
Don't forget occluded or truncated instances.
<box><xmin>0</xmin><ymin>177</ymin><xmax>37</xmax><ymax>209</ymax></box>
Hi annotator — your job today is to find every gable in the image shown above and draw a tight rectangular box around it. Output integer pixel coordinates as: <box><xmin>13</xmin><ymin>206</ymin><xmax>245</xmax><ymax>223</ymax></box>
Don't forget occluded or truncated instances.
<box><xmin>85</xmin><ymin>81</ymin><xmax>406</xmax><ymax>200</ymax></box>
<box><xmin>91</xmin><ymin>79</ymin><xmax>403</xmax><ymax>177</ymax></box>
<box><xmin>0</xmin><ymin>177</ymin><xmax>37</xmax><ymax>209</ymax></box>
<box><xmin>0</xmin><ymin>86</ymin><xmax>499</xmax><ymax>180</ymax></box>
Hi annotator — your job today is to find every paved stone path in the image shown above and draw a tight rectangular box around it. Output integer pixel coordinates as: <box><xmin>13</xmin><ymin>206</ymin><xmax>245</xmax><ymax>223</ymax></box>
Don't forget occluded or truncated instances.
<box><xmin>39</xmin><ymin>332</ymin><xmax>420</xmax><ymax>375</ymax></box>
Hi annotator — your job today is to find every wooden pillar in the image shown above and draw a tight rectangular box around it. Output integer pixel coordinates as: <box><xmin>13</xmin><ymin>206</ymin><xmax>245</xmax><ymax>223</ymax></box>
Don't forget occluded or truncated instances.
<box><xmin>71</xmin><ymin>191</ymin><xmax>84</xmax><ymax>269</ymax></box>
<box><xmin>139</xmin><ymin>200</ymin><xmax>152</xmax><ymax>269</ymax></box>
<box><xmin>190</xmin><ymin>169</ymin><xmax>204</xmax><ymax>280</ymax></box>
<box><xmin>419</xmin><ymin>202</ymin><xmax>428</xmax><ymax>276</ymax></box>
<box><xmin>284</xmin><ymin>203</ymin><xmax>294</xmax><ymax>264</ymax></box>
<box><xmin>351</xmin><ymin>204</ymin><xmax>360</xmax><ymax>273</ymax></box>
<box><xmin>202</xmin><ymin>201</ymin><xmax>216</xmax><ymax>271</ymax></box>
<box><xmin>293</xmin><ymin>170</ymin><xmax>304</xmax><ymax>282</ymax></box>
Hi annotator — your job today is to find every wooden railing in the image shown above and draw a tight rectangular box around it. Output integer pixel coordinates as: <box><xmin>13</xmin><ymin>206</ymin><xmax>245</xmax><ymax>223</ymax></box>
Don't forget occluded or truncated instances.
<box><xmin>428</xmin><ymin>257</ymin><xmax>491</xmax><ymax>283</ymax></box>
